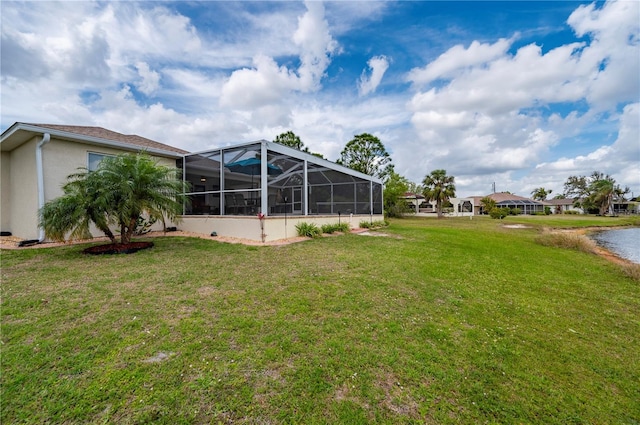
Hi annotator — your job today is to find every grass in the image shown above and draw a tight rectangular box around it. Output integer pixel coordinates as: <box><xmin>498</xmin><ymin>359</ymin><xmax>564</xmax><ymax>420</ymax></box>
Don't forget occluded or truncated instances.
<box><xmin>2</xmin><ymin>216</ymin><xmax>639</xmax><ymax>424</ymax></box>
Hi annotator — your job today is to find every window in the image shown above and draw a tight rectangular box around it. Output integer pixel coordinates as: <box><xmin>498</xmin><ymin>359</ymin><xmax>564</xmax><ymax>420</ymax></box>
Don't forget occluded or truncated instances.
<box><xmin>88</xmin><ymin>152</ymin><xmax>114</xmax><ymax>171</ymax></box>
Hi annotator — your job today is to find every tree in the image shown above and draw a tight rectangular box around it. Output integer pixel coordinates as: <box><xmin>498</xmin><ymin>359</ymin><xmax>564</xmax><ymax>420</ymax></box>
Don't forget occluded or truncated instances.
<box><xmin>531</xmin><ymin>187</ymin><xmax>552</xmax><ymax>201</ymax></box>
<box><xmin>564</xmin><ymin>171</ymin><xmax>629</xmax><ymax>215</ymax></box>
<box><xmin>40</xmin><ymin>168</ymin><xmax>117</xmax><ymax>243</ymax></box>
<box><xmin>383</xmin><ymin>170</ymin><xmax>413</xmax><ymax>218</ymax></box>
<box><xmin>422</xmin><ymin>169</ymin><xmax>456</xmax><ymax>218</ymax></box>
<box><xmin>40</xmin><ymin>152</ymin><xmax>189</xmax><ymax>245</ymax></box>
<box><xmin>480</xmin><ymin>196</ymin><xmax>496</xmax><ymax>215</ymax></box>
<box><xmin>274</xmin><ymin>131</ymin><xmax>306</xmax><ymax>151</ymax></box>
<box><xmin>337</xmin><ymin>133</ymin><xmax>392</xmax><ymax>179</ymax></box>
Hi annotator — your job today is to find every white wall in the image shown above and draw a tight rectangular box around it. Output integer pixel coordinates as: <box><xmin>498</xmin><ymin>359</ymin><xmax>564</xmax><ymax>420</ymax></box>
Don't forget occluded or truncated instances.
<box><xmin>4</xmin><ymin>135</ymin><xmax>179</xmax><ymax>241</ymax></box>
<box><xmin>179</xmin><ymin>214</ymin><xmax>384</xmax><ymax>242</ymax></box>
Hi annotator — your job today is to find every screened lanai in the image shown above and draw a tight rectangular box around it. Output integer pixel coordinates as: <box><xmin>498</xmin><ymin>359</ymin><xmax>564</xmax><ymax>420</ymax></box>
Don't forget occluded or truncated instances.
<box><xmin>180</xmin><ymin>140</ymin><xmax>383</xmax><ymax>219</ymax></box>
<box><xmin>496</xmin><ymin>199</ymin><xmax>544</xmax><ymax>215</ymax></box>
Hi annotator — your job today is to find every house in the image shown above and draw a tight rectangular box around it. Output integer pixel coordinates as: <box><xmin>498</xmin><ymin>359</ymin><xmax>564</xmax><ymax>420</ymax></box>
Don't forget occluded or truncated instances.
<box><xmin>469</xmin><ymin>192</ymin><xmax>545</xmax><ymax>215</ymax></box>
<box><xmin>545</xmin><ymin>198</ymin><xmax>582</xmax><ymax>214</ymax></box>
<box><xmin>1</xmin><ymin>122</ymin><xmax>384</xmax><ymax>243</ymax></box>
<box><xmin>1</xmin><ymin>123</ymin><xmax>187</xmax><ymax>242</ymax></box>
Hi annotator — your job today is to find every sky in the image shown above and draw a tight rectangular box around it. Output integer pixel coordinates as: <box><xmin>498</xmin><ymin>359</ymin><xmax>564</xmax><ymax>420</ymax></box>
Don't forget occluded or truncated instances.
<box><xmin>2</xmin><ymin>0</ymin><xmax>639</xmax><ymax>198</ymax></box>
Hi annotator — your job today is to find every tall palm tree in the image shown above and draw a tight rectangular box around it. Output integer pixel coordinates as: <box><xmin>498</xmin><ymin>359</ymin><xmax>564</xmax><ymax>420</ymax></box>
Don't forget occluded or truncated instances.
<box><xmin>422</xmin><ymin>169</ymin><xmax>456</xmax><ymax>218</ymax></box>
<box><xmin>40</xmin><ymin>152</ymin><xmax>189</xmax><ymax>245</ymax></box>
<box><xmin>530</xmin><ymin>187</ymin><xmax>552</xmax><ymax>201</ymax></box>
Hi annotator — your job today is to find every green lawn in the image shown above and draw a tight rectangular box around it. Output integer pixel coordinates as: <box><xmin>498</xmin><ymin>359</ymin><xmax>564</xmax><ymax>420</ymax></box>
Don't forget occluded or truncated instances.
<box><xmin>2</xmin><ymin>216</ymin><xmax>639</xmax><ymax>424</ymax></box>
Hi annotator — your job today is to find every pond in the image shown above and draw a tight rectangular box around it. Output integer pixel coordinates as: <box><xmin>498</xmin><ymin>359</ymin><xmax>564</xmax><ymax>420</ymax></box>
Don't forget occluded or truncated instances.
<box><xmin>591</xmin><ymin>227</ymin><xmax>640</xmax><ymax>264</ymax></box>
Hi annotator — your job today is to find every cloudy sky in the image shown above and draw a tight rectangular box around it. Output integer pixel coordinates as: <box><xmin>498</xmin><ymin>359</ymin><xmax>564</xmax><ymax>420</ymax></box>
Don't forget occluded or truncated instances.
<box><xmin>2</xmin><ymin>0</ymin><xmax>638</xmax><ymax>197</ymax></box>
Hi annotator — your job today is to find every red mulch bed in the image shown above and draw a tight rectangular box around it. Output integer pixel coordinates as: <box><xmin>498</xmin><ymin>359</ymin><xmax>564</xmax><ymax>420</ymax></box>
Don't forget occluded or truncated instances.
<box><xmin>83</xmin><ymin>241</ymin><xmax>154</xmax><ymax>255</ymax></box>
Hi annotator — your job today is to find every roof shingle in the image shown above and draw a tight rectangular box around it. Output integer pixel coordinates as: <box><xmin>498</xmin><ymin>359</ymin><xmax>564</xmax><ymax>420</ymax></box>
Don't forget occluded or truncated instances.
<box><xmin>32</xmin><ymin>123</ymin><xmax>188</xmax><ymax>155</ymax></box>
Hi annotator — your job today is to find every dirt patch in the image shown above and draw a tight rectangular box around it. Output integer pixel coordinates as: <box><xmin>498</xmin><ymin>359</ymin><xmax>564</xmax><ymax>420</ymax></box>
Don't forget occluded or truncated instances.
<box><xmin>502</xmin><ymin>224</ymin><xmax>531</xmax><ymax>229</ymax></box>
<box><xmin>84</xmin><ymin>241</ymin><xmax>154</xmax><ymax>255</ymax></box>
<box><xmin>142</xmin><ymin>351</ymin><xmax>176</xmax><ymax>363</ymax></box>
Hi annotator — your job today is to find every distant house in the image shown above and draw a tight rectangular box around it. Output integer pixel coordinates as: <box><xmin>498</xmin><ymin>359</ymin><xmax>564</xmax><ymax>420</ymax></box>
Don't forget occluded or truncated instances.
<box><xmin>469</xmin><ymin>192</ymin><xmax>545</xmax><ymax>215</ymax></box>
<box><xmin>545</xmin><ymin>198</ymin><xmax>582</xmax><ymax>214</ymax></box>
<box><xmin>1</xmin><ymin>122</ymin><xmax>384</xmax><ymax>243</ymax></box>
<box><xmin>401</xmin><ymin>192</ymin><xmax>426</xmax><ymax>213</ymax></box>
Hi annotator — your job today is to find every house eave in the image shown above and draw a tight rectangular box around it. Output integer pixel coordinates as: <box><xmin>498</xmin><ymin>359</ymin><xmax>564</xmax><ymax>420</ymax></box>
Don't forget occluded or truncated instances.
<box><xmin>1</xmin><ymin>122</ymin><xmax>183</xmax><ymax>158</ymax></box>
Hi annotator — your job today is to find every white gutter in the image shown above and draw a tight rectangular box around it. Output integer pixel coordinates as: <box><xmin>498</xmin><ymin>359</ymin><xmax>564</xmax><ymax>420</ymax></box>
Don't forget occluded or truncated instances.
<box><xmin>36</xmin><ymin>133</ymin><xmax>51</xmax><ymax>242</ymax></box>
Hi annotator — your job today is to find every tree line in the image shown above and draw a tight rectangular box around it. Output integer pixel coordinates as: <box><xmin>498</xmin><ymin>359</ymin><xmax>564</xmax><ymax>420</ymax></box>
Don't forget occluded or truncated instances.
<box><xmin>274</xmin><ymin>131</ymin><xmax>631</xmax><ymax>218</ymax></box>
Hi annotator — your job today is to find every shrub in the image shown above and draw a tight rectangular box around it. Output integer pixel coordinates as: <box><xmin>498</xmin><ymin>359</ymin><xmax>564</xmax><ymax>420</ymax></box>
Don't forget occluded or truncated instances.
<box><xmin>534</xmin><ymin>232</ymin><xmax>597</xmax><ymax>254</ymax></box>
<box><xmin>544</xmin><ymin>206</ymin><xmax>552</xmax><ymax>215</ymax></box>
<box><xmin>359</xmin><ymin>219</ymin><xmax>388</xmax><ymax>229</ymax></box>
<box><xmin>295</xmin><ymin>222</ymin><xmax>321</xmax><ymax>238</ymax></box>
<box><xmin>321</xmin><ymin>223</ymin><xmax>350</xmax><ymax>234</ymax></box>
<box><xmin>510</xmin><ymin>208</ymin><xmax>522</xmax><ymax>215</ymax></box>
<box><xmin>489</xmin><ymin>208</ymin><xmax>510</xmax><ymax>219</ymax></box>
<box><xmin>564</xmin><ymin>210</ymin><xmax>579</xmax><ymax>215</ymax></box>
<box><xmin>620</xmin><ymin>263</ymin><xmax>640</xmax><ymax>282</ymax></box>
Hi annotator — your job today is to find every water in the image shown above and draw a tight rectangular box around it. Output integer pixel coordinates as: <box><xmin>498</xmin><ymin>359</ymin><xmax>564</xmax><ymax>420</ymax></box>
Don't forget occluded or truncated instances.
<box><xmin>592</xmin><ymin>228</ymin><xmax>640</xmax><ymax>264</ymax></box>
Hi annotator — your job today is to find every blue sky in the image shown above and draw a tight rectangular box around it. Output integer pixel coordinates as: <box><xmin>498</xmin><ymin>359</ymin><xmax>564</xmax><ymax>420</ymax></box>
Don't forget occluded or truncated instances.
<box><xmin>2</xmin><ymin>1</ymin><xmax>638</xmax><ymax>197</ymax></box>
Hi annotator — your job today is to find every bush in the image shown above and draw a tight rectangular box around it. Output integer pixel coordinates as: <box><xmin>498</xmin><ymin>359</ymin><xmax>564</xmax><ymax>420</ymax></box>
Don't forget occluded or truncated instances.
<box><xmin>359</xmin><ymin>219</ymin><xmax>389</xmax><ymax>229</ymax></box>
<box><xmin>564</xmin><ymin>210</ymin><xmax>579</xmax><ymax>215</ymax></box>
<box><xmin>489</xmin><ymin>208</ymin><xmax>510</xmax><ymax>219</ymax></box>
<box><xmin>534</xmin><ymin>232</ymin><xmax>597</xmax><ymax>254</ymax></box>
<box><xmin>510</xmin><ymin>208</ymin><xmax>522</xmax><ymax>215</ymax></box>
<box><xmin>295</xmin><ymin>222</ymin><xmax>322</xmax><ymax>238</ymax></box>
<box><xmin>544</xmin><ymin>206</ymin><xmax>552</xmax><ymax>215</ymax></box>
<box><xmin>321</xmin><ymin>223</ymin><xmax>350</xmax><ymax>234</ymax></box>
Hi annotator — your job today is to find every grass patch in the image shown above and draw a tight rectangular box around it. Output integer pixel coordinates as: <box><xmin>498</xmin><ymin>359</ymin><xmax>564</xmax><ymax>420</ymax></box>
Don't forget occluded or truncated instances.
<box><xmin>2</xmin><ymin>216</ymin><xmax>639</xmax><ymax>424</ymax></box>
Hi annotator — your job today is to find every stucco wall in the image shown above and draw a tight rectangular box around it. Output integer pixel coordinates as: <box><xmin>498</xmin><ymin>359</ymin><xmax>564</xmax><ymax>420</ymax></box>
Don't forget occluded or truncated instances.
<box><xmin>179</xmin><ymin>214</ymin><xmax>384</xmax><ymax>242</ymax></box>
<box><xmin>1</xmin><ymin>151</ymin><xmax>11</xmax><ymax>232</ymax></box>
<box><xmin>7</xmin><ymin>138</ymin><xmax>39</xmax><ymax>239</ymax></box>
<box><xmin>4</xmin><ymin>135</ymin><xmax>179</xmax><ymax>240</ymax></box>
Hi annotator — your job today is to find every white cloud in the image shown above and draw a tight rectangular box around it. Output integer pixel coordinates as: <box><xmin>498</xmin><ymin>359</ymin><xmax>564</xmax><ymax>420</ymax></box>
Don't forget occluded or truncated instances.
<box><xmin>535</xmin><ymin>103</ymin><xmax>640</xmax><ymax>192</ymax></box>
<box><xmin>220</xmin><ymin>55</ymin><xmax>299</xmax><ymax>109</ymax></box>
<box><xmin>358</xmin><ymin>56</ymin><xmax>390</xmax><ymax>96</ymax></box>
<box><xmin>293</xmin><ymin>1</ymin><xmax>339</xmax><ymax>90</ymax></box>
<box><xmin>407</xmin><ymin>38</ymin><xmax>512</xmax><ymax>86</ymax></box>
<box><xmin>135</xmin><ymin>62</ymin><xmax>160</xmax><ymax>96</ymax></box>
<box><xmin>2</xmin><ymin>0</ymin><xmax>638</xmax><ymax>199</ymax></box>
<box><xmin>400</xmin><ymin>0</ymin><xmax>639</xmax><ymax>196</ymax></box>
<box><xmin>219</xmin><ymin>1</ymin><xmax>338</xmax><ymax>111</ymax></box>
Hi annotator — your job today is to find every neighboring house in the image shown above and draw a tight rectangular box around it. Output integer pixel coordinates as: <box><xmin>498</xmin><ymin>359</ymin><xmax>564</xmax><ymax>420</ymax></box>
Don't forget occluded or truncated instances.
<box><xmin>1</xmin><ymin>123</ymin><xmax>187</xmax><ymax>242</ymax></box>
<box><xmin>546</xmin><ymin>198</ymin><xmax>582</xmax><ymax>214</ymax></box>
<box><xmin>401</xmin><ymin>192</ymin><xmax>425</xmax><ymax>213</ymax></box>
<box><xmin>400</xmin><ymin>193</ymin><xmax>474</xmax><ymax>216</ymax></box>
<box><xmin>1</xmin><ymin>122</ymin><xmax>384</xmax><ymax>243</ymax></box>
<box><xmin>469</xmin><ymin>192</ymin><xmax>545</xmax><ymax>215</ymax></box>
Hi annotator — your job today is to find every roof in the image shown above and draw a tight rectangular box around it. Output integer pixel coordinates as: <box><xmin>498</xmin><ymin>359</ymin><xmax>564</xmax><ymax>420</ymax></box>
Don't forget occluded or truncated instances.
<box><xmin>1</xmin><ymin>122</ymin><xmax>187</xmax><ymax>156</ymax></box>
<box><xmin>469</xmin><ymin>192</ymin><xmax>543</xmax><ymax>206</ymax></box>
<box><xmin>546</xmin><ymin>198</ymin><xmax>577</xmax><ymax>206</ymax></box>
<box><xmin>402</xmin><ymin>192</ymin><xmax>425</xmax><ymax>199</ymax></box>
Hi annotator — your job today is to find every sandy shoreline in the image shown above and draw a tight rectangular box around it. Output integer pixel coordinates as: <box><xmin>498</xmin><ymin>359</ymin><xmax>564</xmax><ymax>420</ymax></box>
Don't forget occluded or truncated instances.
<box><xmin>543</xmin><ymin>226</ymin><xmax>638</xmax><ymax>266</ymax></box>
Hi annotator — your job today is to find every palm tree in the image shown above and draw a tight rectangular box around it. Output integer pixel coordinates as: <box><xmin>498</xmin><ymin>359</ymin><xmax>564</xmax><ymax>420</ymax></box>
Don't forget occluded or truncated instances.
<box><xmin>531</xmin><ymin>187</ymin><xmax>552</xmax><ymax>201</ymax></box>
<box><xmin>40</xmin><ymin>152</ymin><xmax>189</xmax><ymax>245</ymax></box>
<box><xmin>480</xmin><ymin>196</ymin><xmax>496</xmax><ymax>215</ymax></box>
<box><xmin>422</xmin><ymin>169</ymin><xmax>456</xmax><ymax>218</ymax></box>
<box><xmin>40</xmin><ymin>168</ymin><xmax>117</xmax><ymax>243</ymax></box>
